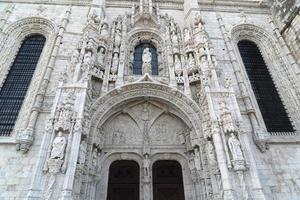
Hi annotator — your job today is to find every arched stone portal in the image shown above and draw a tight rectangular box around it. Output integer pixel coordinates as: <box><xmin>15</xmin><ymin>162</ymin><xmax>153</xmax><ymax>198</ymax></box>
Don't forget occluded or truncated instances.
<box><xmin>88</xmin><ymin>82</ymin><xmax>205</xmax><ymax>200</ymax></box>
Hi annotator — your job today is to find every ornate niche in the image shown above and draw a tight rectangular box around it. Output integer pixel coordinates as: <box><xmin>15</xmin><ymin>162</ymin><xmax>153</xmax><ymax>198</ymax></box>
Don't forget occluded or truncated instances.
<box><xmin>125</xmin><ymin>31</ymin><xmax>167</xmax><ymax>81</ymax></box>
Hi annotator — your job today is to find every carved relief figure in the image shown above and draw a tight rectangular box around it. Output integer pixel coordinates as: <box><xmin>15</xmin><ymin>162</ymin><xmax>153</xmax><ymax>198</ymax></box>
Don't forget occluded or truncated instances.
<box><xmin>111</xmin><ymin>53</ymin><xmax>119</xmax><ymax>75</ymax></box>
<box><xmin>142</xmin><ymin>47</ymin><xmax>152</xmax><ymax>74</ymax></box>
<box><xmin>50</xmin><ymin>131</ymin><xmax>67</xmax><ymax>160</ymax></box>
<box><xmin>228</xmin><ymin>133</ymin><xmax>244</xmax><ymax>161</ymax></box>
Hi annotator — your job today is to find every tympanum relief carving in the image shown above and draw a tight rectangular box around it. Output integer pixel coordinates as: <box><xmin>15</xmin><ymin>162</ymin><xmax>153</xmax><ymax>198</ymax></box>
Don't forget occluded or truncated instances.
<box><xmin>100</xmin><ymin>101</ymin><xmax>188</xmax><ymax>147</ymax></box>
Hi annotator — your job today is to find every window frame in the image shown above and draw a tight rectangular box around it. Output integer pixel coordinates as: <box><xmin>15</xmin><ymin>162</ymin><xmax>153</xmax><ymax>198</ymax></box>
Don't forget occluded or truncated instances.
<box><xmin>0</xmin><ymin>34</ymin><xmax>46</xmax><ymax>137</ymax></box>
<box><xmin>237</xmin><ymin>39</ymin><xmax>294</xmax><ymax>133</ymax></box>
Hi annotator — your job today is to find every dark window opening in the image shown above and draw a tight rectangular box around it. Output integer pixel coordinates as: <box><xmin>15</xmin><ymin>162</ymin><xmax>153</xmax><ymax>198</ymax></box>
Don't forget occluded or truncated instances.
<box><xmin>0</xmin><ymin>34</ymin><xmax>46</xmax><ymax>136</ymax></box>
<box><xmin>133</xmin><ymin>43</ymin><xmax>158</xmax><ymax>75</ymax></box>
<box><xmin>107</xmin><ymin>160</ymin><xmax>139</xmax><ymax>200</ymax></box>
<box><xmin>153</xmin><ymin>160</ymin><xmax>185</xmax><ymax>200</ymax></box>
<box><xmin>238</xmin><ymin>40</ymin><xmax>294</xmax><ymax>132</ymax></box>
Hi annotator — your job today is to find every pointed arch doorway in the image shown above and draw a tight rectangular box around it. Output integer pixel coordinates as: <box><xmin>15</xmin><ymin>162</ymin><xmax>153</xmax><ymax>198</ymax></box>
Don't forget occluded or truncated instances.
<box><xmin>107</xmin><ymin>160</ymin><xmax>140</xmax><ymax>200</ymax></box>
<box><xmin>152</xmin><ymin>160</ymin><xmax>185</xmax><ymax>200</ymax></box>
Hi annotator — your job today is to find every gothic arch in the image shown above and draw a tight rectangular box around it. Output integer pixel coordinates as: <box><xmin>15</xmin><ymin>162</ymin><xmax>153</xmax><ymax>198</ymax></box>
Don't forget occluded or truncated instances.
<box><xmin>0</xmin><ymin>17</ymin><xmax>57</xmax><ymax>135</ymax></box>
<box><xmin>89</xmin><ymin>82</ymin><xmax>204</xmax><ymax>146</ymax></box>
<box><xmin>231</xmin><ymin>24</ymin><xmax>299</xmax><ymax>132</ymax></box>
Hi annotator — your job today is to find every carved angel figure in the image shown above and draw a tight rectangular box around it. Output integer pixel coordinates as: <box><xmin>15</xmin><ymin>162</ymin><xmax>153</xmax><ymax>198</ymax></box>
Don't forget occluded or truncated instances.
<box><xmin>50</xmin><ymin>131</ymin><xmax>67</xmax><ymax>160</ymax></box>
<box><xmin>142</xmin><ymin>48</ymin><xmax>152</xmax><ymax>74</ymax></box>
<box><xmin>228</xmin><ymin>133</ymin><xmax>244</xmax><ymax>161</ymax></box>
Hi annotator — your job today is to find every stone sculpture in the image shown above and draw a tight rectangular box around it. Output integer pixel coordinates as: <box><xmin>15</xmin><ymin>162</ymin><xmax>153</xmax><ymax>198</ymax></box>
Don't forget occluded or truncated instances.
<box><xmin>50</xmin><ymin>131</ymin><xmax>67</xmax><ymax>160</ymax></box>
<box><xmin>228</xmin><ymin>133</ymin><xmax>244</xmax><ymax>161</ymax></box>
<box><xmin>142</xmin><ymin>47</ymin><xmax>152</xmax><ymax>74</ymax></box>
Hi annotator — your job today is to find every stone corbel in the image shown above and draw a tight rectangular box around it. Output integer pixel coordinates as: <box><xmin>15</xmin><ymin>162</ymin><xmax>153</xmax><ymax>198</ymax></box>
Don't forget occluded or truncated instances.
<box><xmin>253</xmin><ymin>129</ymin><xmax>270</xmax><ymax>153</ymax></box>
<box><xmin>16</xmin><ymin>128</ymin><xmax>34</xmax><ymax>153</ymax></box>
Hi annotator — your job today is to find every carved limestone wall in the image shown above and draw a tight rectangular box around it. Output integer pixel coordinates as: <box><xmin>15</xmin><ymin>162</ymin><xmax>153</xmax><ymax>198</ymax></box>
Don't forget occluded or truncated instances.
<box><xmin>0</xmin><ymin>1</ymin><xmax>300</xmax><ymax>200</ymax></box>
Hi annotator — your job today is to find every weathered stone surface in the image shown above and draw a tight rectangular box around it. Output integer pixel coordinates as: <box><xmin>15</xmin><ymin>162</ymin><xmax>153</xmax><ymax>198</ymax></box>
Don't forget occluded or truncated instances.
<box><xmin>0</xmin><ymin>0</ymin><xmax>299</xmax><ymax>199</ymax></box>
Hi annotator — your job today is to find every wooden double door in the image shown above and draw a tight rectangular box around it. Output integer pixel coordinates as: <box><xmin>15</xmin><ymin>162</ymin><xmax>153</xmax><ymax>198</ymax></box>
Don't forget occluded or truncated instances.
<box><xmin>107</xmin><ymin>160</ymin><xmax>184</xmax><ymax>200</ymax></box>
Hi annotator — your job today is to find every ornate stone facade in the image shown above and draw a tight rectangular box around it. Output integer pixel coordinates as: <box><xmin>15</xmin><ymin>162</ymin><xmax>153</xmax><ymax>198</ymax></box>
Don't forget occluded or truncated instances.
<box><xmin>0</xmin><ymin>0</ymin><xmax>299</xmax><ymax>199</ymax></box>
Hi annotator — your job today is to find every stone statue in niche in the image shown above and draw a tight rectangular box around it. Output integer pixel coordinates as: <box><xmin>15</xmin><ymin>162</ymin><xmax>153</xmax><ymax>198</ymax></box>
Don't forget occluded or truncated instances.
<box><xmin>54</xmin><ymin>94</ymin><xmax>74</xmax><ymax>132</ymax></box>
<box><xmin>78</xmin><ymin>138</ymin><xmax>87</xmax><ymax>165</ymax></box>
<box><xmin>83</xmin><ymin>50</ymin><xmax>92</xmax><ymax>66</ymax></box>
<box><xmin>115</xmin><ymin>15</ymin><xmax>122</xmax><ymax>31</ymax></box>
<box><xmin>88</xmin><ymin>9</ymin><xmax>101</xmax><ymax>24</ymax></box>
<box><xmin>50</xmin><ymin>131</ymin><xmax>67</xmax><ymax>160</ymax></box>
<box><xmin>183</xmin><ymin>28</ymin><xmax>191</xmax><ymax>43</ymax></box>
<box><xmin>111</xmin><ymin>53</ymin><xmax>119</xmax><ymax>75</ymax></box>
<box><xmin>69</xmin><ymin>50</ymin><xmax>79</xmax><ymax>78</ymax></box>
<box><xmin>187</xmin><ymin>52</ymin><xmax>196</xmax><ymax>75</ymax></box>
<box><xmin>170</xmin><ymin>18</ymin><xmax>176</xmax><ymax>33</ymax></box>
<box><xmin>96</xmin><ymin>47</ymin><xmax>105</xmax><ymax>69</ymax></box>
<box><xmin>228</xmin><ymin>133</ymin><xmax>244</xmax><ymax>161</ymax></box>
<box><xmin>206</xmin><ymin>140</ymin><xmax>217</xmax><ymax>166</ymax></box>
<box><xmin>193</xmin><ymin>13</ymin><xmax>205</xmax><ymax>32</ymax></box>
<box><xmin>143</xmin><ymin>154</ymin><xmax>151</xmax><ymax>200</ymax></box>
<box><xmin>100</xmin><ymin>23</ymin><xmax>109</xmax><ymax>38</ymax></box>
<box><xmin>171</xmin><ymin>31</ymin><xmax>179</xmax><ymax>45</ymax></box>
<box><xmin>92</xmin><ymin>147</ymin><xmax>99</xmax><ymax>168</ymax></box>
<box><xmin>174</xmin><ymin>54</ymin><xmax>182</xmax><ymax>76</ymax></box>
<box><xmin>194</xmin><ymin>148</ymin><xmax>202</xmax><ymax>171</ymax></box>
<box><xmin>143</xmin><ymin>154</ymin><xmax>150</xmax><ymax>178</ymax></box>
<box><xmin>142</xmin><ymin>47</ymin><xmax>152</xmax><ymax>74</ymax></box>
<box><xmin>114</xmin><ymin>29</ymin><xmax>122</xmax><ymax>49</ymax></box>
<box><xmin>220</xmin><ymin>101</ymin><xmax>236</xmax><ymax>134</ymax></box>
